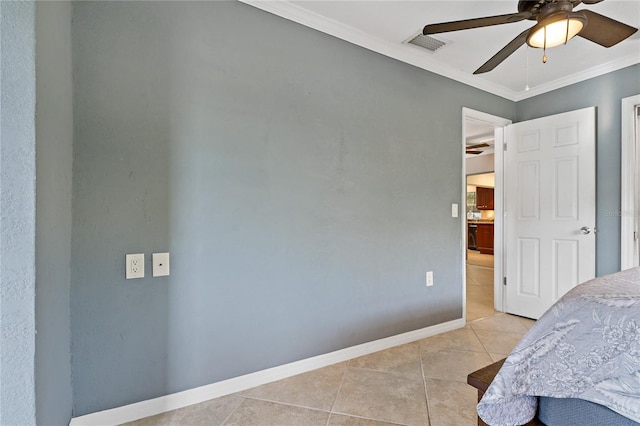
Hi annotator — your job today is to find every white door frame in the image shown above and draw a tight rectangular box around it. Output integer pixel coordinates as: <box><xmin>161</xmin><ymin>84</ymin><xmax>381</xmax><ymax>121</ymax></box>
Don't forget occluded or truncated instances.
<box><xmin>621</xmin><ymin>94</ymin><xmax>640</xmax><ymax>270</ymax></box>
<box><xmin>462</xmin><ymin>108</ymin><xmax>512</xmax><ymax>319</ymax></box>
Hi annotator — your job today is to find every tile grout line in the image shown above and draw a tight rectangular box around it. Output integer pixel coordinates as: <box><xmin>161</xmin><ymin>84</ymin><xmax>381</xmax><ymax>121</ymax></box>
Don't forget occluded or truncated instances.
<box><xmin>219</xmin><ymin>397</ymin><xmax>247</xmax><ymax>426</ymax></box>
<box><xmin>325</xmin><ymin>364</ymin><xmax>348</xmax><ymax>426</ymax></box>
<box><xmin>326</xmin><ymin>364</ymin><xmax>418</xmax><ymax>426</ymax></box>
<box><xmin>340</xmin><ymin>363</ymin><xmax>425</xmax><ymax>382</ymax></box>
<box><xmin>468</xmin><ymin>326</ymin><xmax>495</xmax><ymax>375</ymax></box>
<box><xmin>329</xmin><ymin>410</ymin><xmax>410</xmax><ymax>426</ymax></box>
<box><xmin>329</xmin><ymin>359</ymin><xmax>423</xmax><ymax>425</ymax></box>
<box><xmin>468</xmin><ymin>316</ymin><xmax>532</xmax><ymax>363</ymax></box>
<box><xmin>418</xmin><ymin>340</ymin><xmax>433</xmax><ymax>426</ymax></box>
<box><xmin>237</xmin><ymin>395</ymin><xmax>332</xmax><ymax>414</ymax></box>
<box><xmin>325</xmin><ymin>364</ymin><xmax>411</xmax><ymax>425</ymax></box>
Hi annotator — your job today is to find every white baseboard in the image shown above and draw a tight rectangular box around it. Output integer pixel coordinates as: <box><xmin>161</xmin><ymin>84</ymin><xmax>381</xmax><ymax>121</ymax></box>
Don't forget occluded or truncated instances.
<box><xmin>69</xmin><ymin>318</ymin><xmax>465</xmax><ymax>426</ymax></box>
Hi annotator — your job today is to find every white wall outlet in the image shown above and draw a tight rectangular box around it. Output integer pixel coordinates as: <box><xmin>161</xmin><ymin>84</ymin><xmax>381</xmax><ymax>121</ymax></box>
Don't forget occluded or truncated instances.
<box><xmin>126</xmin><ymin>253</ymin><xmax>145</xmax><ymax>279</ymax></box>
<box><xmin>451</xmin><ymin>203</ymin><xmax>459</xmax><ymax>218</ymax></box>
<box><xmin>152</xmin><ymin>252</ymin><xmax>170</xmax><ymax>277</ymax></box>
<box><xmin>426</xmin><ymin>271</ymin><xmax>434</xmax><ymax>287</ymax></box>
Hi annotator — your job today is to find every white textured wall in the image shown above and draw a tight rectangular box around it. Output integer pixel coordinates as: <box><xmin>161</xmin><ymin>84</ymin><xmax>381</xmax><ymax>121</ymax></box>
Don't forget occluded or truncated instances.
<box><xmin>0</xmin><ymin>2</ymin><xmax>37</xmax><ymax>425</ymax></box>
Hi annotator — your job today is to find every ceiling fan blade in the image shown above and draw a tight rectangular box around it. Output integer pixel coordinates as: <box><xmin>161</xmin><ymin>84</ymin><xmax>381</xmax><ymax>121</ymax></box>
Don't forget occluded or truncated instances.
<box><xmin>578</xmin><ymin>10</ymin><xmax>638</xmax><ymax>47</ymax></box>
<box><xmin>466</xmin><ymin>150</ymin><xmax>483</xmax><ymax>155</ymax></box>
<box><xmin>474</xmin><ymin>27</ymin><xmax>532</xmax><ymax>74</ymax></box>
<box><xmin>423</xmin><ymin>12</ymin><xmax>531</xmax><ymax>35</ymax></box>
<box><xmin>466</xmin><ymin>143</ymin><xmax>491</xmax><ymax>150</ymax></box>
<box><xmin>580</xmin><ymin>0</ymin><xmax>604</xmax><ymax>4</ymax></box>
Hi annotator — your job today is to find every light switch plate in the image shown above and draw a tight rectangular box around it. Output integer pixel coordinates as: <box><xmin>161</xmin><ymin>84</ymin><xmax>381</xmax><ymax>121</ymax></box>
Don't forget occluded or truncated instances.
<box><xmin>152</xmin><ymin>252</ymin><xmax>170</xmax><ymax>277</ymax></box>
<box><xmin>451</xmin><ymin>203</ymin><xmax>459</xmax><ymax>218</ymax></box>
<box><xmin>426</xmin><ymin>271</ymin><xmax>434</xmax><ymax>287</ymax></box>
<box><xmin>126</xmin><ymin>253</ymin><xmax>145</xmax><ymax>279</ymax></box>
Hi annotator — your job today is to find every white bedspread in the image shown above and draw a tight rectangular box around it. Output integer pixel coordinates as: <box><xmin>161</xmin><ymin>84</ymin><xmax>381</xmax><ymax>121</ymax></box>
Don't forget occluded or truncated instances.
<box><xmin>477</xmin><ymin>267</ymin><xmax>640</xmax><ymax>426</ymax></box>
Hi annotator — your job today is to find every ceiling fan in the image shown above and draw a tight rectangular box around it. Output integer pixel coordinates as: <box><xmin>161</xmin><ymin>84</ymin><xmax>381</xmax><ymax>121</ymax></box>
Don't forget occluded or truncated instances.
<box><xmin>466</xmin><ymin>143</ymin><xmax>491</xmax><ymax>155</ymax></box>
<box><xmin>423</xmin><ymin>0</ymin><xmax>638</xmax><ymax>74</ymax></box>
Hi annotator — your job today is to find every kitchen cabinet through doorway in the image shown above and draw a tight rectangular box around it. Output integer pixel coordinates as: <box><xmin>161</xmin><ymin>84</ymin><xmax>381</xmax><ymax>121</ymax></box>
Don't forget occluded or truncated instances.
<box><xmin>476</xmin><ymin>223</ymin><xmax>494</xmax><ymax>255</ymax></box>
<box><xmin>476</xmin><ymin>187</ymin><xmax>494</xmax><ymax>210</ymax></box>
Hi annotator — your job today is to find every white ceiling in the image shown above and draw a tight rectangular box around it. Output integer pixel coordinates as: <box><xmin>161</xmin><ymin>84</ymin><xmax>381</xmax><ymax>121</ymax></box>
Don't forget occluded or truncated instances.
<box><xmin>466</xmin><ymin>119</ymin><xmax>495</xmax><ymax>143</ymax></box>
<box><xmin>241</xmin><ymin>0</ymin><xmax>640</xmax><ymax>101</ymax></box>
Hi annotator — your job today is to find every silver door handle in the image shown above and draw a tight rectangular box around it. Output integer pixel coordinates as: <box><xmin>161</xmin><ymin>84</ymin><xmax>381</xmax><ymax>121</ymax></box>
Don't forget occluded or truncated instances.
<box><xmin>580</xmin><ymin>226</ymin><xmax>592</xmax><ymax>235</ymax></box>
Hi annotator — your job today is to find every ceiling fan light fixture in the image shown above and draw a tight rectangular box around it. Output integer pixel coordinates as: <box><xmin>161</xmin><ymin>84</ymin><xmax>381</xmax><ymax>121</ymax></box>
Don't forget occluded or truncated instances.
<box><xmin>527</xmin><ymin>12</ymin><xmax>587</xmax><ymax>49</ymax></box>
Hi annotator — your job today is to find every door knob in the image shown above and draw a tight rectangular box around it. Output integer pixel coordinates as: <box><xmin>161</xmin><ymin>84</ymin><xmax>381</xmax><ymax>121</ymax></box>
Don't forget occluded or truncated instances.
<box><xmin>580</xmin><ymin>226</ymin><xmax>592</xmax><ymax>235</ymax></box>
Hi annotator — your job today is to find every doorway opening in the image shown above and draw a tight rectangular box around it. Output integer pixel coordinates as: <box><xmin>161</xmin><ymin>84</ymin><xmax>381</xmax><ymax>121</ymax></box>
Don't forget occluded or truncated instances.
<box><xmin>461</xmin><ymin>108</ymin><xmax>511</xmax><ymax>322</ymax></box>
<box><xmin>466</xmin><ymin>172</ymin><xmax>496</xmax><ymax>321</ymax></box>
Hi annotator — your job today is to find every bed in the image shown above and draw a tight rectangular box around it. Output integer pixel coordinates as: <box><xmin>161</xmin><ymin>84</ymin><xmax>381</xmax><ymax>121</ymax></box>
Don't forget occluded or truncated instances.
<box><xmin>476</xmin><ymin>267</ymin><xmax>640</xmax><ymax>426</ymax></box>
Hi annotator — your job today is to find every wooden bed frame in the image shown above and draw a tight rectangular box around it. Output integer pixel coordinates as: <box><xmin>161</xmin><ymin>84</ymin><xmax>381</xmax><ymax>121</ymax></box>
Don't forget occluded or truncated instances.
<box><xmin>467</xmin><ymin>359</ymin><xmax>544</xmax><ymax>426</ymax></box>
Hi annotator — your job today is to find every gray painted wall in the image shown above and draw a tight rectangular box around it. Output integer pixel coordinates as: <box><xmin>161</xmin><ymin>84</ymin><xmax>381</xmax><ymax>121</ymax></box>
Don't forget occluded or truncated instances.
<box><xmin>70</xmin><ymin>1</ymin><xmax>514</xmax><ymax>415</ymax></box>
<box><xmin>35</xmin><ymin>2</ymin><xmax>73</xmax><ymax>425</ymax></box>
<box><xmin>516</xmin><ymin>64</ymin><xmax>640</xmax><ymax>276</ymax></box>
<box><xmin>0</xmin><ymin>2</ymin><xmax>37</xmax><ymax>424</ymax></box>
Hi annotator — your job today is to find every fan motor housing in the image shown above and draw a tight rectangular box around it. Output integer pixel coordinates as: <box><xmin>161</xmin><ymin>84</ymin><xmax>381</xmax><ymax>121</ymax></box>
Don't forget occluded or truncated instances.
<box><xmin>518</xmin><ymin>0</ymin><xmax>580</xmax><ymax>18</ymax></box>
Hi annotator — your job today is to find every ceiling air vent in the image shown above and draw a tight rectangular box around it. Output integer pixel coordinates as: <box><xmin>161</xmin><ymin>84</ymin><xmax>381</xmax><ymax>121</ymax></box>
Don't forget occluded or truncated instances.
<box><xmin>406</xmin><ymin>34</ymin><xmax>447</xmax><ymax>52</ymax></box>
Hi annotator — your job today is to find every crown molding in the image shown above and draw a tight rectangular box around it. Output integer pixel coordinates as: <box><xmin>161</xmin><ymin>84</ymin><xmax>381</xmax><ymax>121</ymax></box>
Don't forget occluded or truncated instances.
<box><xmin>239</xmin><ymin>0</ymin><xmax>639</xmax><ymax>103</ymax></box>
<box><xmin>512</xmin><ymin>54</ymin><xmax>640</xmax><ymax>101</ymax></box>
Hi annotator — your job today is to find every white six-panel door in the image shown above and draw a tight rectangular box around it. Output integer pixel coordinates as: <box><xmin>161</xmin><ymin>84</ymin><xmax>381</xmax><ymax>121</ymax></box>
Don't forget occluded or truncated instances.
<box><xmin>505</xmin><ymin>107</ymin><xmax>596</xmax><ymax>319</ymax></box>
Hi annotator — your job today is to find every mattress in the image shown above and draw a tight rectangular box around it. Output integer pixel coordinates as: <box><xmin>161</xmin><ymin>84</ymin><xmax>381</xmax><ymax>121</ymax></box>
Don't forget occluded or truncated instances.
<box><xmin>538</xmin><ymin>396</ymin><xmax>639</xmax><ymax>426</ymax></box>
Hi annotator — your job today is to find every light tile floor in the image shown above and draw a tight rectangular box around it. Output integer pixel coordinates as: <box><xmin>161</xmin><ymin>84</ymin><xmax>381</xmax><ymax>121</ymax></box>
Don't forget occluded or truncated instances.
<box><xmin>466</xmin><ymin>250</ymin><xmax>496</xmax><ymax>322</ymax></box>
<box><xmin>124</xmin><ymin>259</ymin><xmax>534</xmax><ymax>426</ymax></box>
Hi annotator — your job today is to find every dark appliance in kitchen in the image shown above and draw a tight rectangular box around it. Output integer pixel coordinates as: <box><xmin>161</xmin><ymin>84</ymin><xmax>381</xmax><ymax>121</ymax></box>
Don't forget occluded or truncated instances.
<box><xmin>468</xmin><ymin>223</ymin><xmax>478</xmax><ymax>250</ymax></box>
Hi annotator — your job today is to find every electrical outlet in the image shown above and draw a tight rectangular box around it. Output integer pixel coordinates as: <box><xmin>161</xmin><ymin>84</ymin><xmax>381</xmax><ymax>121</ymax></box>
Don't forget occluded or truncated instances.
<box><xmin>426</xmin><ymin>271</ymin><xmax>434</xmax><ymax>287</ymax></box>
<box><xmin>126</xmin><ymin>253</ymin><xmax>145</xmax><ymax>279</ymax></box>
